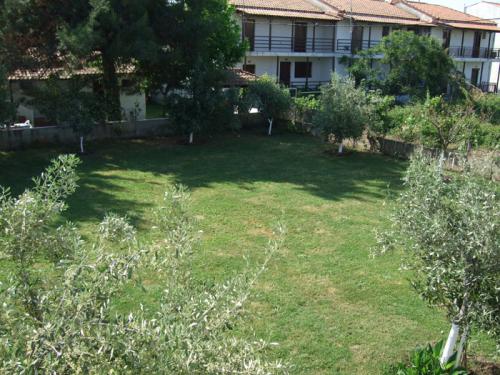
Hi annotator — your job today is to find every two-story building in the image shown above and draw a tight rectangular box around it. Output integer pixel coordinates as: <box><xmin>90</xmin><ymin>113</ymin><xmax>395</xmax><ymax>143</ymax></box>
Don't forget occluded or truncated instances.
<box><xmin>231</xmin><ymin>0</ymin><xmax>500</xmax><ymax>92</ymax></box>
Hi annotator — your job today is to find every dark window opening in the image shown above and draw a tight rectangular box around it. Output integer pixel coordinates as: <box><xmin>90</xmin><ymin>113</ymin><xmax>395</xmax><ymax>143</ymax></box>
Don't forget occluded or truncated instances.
<box><xmin>295</xmin><ymin>62</ymin><xmax>312</xmax><ymax>78</ymax></box>
<box><xmin>293</xmin><ymin>22</ymin><xmax>307</xmax><ymax>52</ymax></box>
<box><xmin>471</xmin><ymin>68</ymin><xmax>480</xmax><ymax>86</ymax></box>
<box><xmin>382</xmin><ymin>26</ymin><xmax>390</xmax><ymax>37</ymax></box>
<box><xmin>243</xmin><ymin>64</ymin><xmax>255</xmax><ymax>74</ymax></box>
<box><xmin>442</xmin><ymin>29</ymin><xmax>451</xmax><ymax>49</ymax></box>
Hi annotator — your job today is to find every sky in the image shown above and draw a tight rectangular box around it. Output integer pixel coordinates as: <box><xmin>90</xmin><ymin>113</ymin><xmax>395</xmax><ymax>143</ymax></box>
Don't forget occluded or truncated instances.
<box><xmin>415</xmin><ymin>0</ymin><xmax>500</xmax><ymax>11</ymax></box>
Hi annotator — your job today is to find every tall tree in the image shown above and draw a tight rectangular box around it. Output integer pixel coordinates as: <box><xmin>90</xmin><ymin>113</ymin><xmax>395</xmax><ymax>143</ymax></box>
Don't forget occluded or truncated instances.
<box><xmin>347</xmin><ymin>31</ymin><xmax>455</xmax><ymax>98</ymax></box>
<box><xmin>58</xmin><ymin>0</ymin><xmax>158</xmax><ymax>120</ymax></box>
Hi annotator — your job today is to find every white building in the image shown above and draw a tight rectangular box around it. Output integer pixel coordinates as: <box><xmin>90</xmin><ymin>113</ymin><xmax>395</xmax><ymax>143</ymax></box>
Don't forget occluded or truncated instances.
<box><xmin>465</xmin><ymin>1</ymin><xmax>500</xmax><ymax>90</ymax></box>
<box><xmin>230</xmin><ymin>0</ymin><xmax>500</xmax><ymax>92</ymax></box>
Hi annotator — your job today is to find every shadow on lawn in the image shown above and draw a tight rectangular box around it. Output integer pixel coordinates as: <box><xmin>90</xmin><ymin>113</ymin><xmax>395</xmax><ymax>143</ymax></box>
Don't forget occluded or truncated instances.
<box><xmin>0</xmin><ymin>132</ymin><xmax>406</xmax><ymax>223</ymax></box>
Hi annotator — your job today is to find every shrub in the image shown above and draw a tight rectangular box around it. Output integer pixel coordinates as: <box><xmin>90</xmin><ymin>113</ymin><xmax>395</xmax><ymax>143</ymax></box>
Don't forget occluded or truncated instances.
<box><xmin>474</xmin><ymin>122</ymin><xmax>500</xmax><ymax>149</ymax></box>
<box><xmin>291</xmin><ymin>95</ymin><xmax>319</xmax><ymax>133</ymax></box>
<box><xmin>385</xmin><ymin>341</ymin><xmax>467</xmax><ymax>375</ymax></box>
<box><xmin>313</xmin><ymin>74</ymin><xmax>369</xmax><ymax>154</ymax></box>
<box><xmin>387</xmin><ymin>104</ymin><xmax>424</xmax><ymax>143</ymax></box>
<box><xmin>0</xmin><ymin>155</ymin><xmax>287</xmax><ymax>373</ymax></box>
<box><xmin>472</xmin><ymin>93</ymin><xmax>500</xmax><ymax>125</ymax></box>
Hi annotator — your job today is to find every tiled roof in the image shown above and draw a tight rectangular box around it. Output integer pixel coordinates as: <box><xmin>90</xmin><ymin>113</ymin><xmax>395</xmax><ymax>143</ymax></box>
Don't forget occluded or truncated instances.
<box><xmin>229</xmin><ymin>0</ymin><xmax>341</xmax><ymax>21</ymax></box>
<box><xmin>224</xmin><ymin>68</ymin><xmax>258</xmax><ymax>86</ymax></box>
<box><xmin>8</xmin><ymin>65</ymin><xmax>135</xmax><ymax>81</ymax></box>
<box><xmin>322</xmin><ymin>0</ymin><xmax>419</xmax><ymax>20</ymax></box>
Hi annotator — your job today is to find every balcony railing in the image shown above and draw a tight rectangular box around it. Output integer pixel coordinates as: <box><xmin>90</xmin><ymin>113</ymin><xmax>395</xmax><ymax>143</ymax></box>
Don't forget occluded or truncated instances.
<box><xmin>478</xmin><ymin>82</ymin><xmax>498</xmax><ymax>94</ymax></box>
<box><xmin>336</xmin><ymin>39</ymin><xmax>381</xmax><ymax>53</ymax></box>
<box><xmin>249</xmin><ymin>36</ymin><xmax>335</xmax><ymax>53</ymax></box>
<box><xmin>289</xmin><ymin>80</ymin><xmax>330</xmax><ymax>90</ymax></box>
<box><xmin>448</xmin><ymin>46</ymin><xmax>500</xmax><ymax>59</ymax></box>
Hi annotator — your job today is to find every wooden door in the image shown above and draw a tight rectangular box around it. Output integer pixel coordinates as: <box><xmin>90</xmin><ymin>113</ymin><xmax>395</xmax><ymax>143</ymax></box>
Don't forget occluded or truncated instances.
<box><xmin>279</xmin><ymin>62</ymin><xmax>291</xmax><ymax>86</ymax></box>
<box><xmin>351</xmin><ymin>26</ymin><xmax>364</xmax><ymax>54</ymax></box>
<box><xmin>244</xmin><ymin>19</ymin><xmax>255</xmax><ymax>51</ymax></box>
<box><xmin>472</xmin><ymin>31</ymin><xmax>481</xmax><ymax>58</ymax></box>
<box><xmin>293</xmin><ymin>22</ymin><xmax>307</xmax><ymax>52</ymax></box>
<box><xmin>470</xmin><ymin>68</ymin><xmax>480</xmax><ymax>87</ymax></box>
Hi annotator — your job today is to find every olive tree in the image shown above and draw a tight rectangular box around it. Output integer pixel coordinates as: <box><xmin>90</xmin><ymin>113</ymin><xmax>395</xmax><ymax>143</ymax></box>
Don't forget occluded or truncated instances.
<box><xmin>313</xmin><ymin>74</ymin><xmax>368</xmax><ymax>154</ymax></box>
<box><xmin>0</xmin><ymin>155</ymin><xmax>286</xmax><ymax>373</ymax></box>
<box><xmin>375</xmin><ymin>154</ymin><xmax>499</xmax><ymax>367</ymax></box>
<box><xmin>244</xmin><ymin>75</ymin><xmax>292</xmax><ymax>136</ymax></box>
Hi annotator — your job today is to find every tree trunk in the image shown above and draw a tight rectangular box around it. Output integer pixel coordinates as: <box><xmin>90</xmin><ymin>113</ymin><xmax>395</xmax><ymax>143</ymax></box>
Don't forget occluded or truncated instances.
<box><xmin>441</xmin><ymin>322</ymin><xmax>460</xmax><ymax>365</ymax></box>
<box><xmin>80</xmin><ymin>136</ymin><xmax>85</xmax><ymax>154</ymax></box>
<box><xmin>456</xmin><ymin>325</ymin><xmax>469</xmax><ymax>367</ymax></box>
<box><xmin>102</xmin><ymin>54</ymin><xmax>121</xmax><ymax>121</ymax></box>
<box><xmin>189</xmin><ymin>132</ymin><xmax>194</xmax><ymax>144</ymax></box>
<box><xmin>338</xmin><ymin>143</ymin><xmax>344</xmax><ymax>154</ymax></box>
<box><xmin>268</xmin><ymin>118</ymin><xmax>273</xmax><ymax>136</ymax></box>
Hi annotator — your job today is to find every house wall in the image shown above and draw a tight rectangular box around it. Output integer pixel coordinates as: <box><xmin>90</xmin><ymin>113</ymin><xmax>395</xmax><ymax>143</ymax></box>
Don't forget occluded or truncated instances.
<box><xmin>9</xmin><ymin>78</ymin><xmax>146</xmax><ymax>126</ymax></box>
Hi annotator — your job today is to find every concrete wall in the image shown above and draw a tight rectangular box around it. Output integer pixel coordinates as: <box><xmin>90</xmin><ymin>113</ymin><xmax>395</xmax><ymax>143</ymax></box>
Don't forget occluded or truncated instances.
<box><xmin>0</xmin><ymin>118</ymin><xmax>172</xmax><ymax>151</ymax></box>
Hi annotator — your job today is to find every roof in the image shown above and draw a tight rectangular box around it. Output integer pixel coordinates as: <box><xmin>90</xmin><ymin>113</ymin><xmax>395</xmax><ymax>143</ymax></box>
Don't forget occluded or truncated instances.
<box><xmin>224</xmin><ymin>68</ymin><xmax>258</xmax><ymax>87</ymax></box>
<box><xmin>229</xmin><ymin>0</ymin><xmax>341</xmax><ymax>21</ymax></box>
<box><xmin>405</xmin><ymin>1</ymin><xmax>499</xmax><ymax>30</ymax></box>
<box><xmin>230</xmin><ymin>0</ymin><xmax>499</xmax><ymax>30</ymax></box>
<box><xmin>8</xmin><ymin>65</ymin><xmax>135</xmax><ymax>81</ymax></box>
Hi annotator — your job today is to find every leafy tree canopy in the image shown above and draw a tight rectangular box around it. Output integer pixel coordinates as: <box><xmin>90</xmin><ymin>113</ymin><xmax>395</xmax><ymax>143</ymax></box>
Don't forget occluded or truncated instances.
<box><xmin>347</xmin><ymin>31</ymin><xmax>455</xmax><ymax>98</ymax></box>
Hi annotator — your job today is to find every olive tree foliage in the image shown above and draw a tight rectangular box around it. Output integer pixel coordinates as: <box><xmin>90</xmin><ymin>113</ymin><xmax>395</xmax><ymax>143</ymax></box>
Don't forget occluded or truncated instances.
<box><xmin>0</xmin><ymin>155</ymin><xmax>287</xmax><ymax>374</ymax></box>
<box><xmin>244</xmin><ymin>75</ymin><xmax>292</xmax><ymax>136</ymax></box>
<box><xmin>313</xmin><ymin>74</ymin><xmax>369</xmax><ymax>154</ymax></box>
<box><xmin>375</xmin><ymin>154</ymin><xmax>499</xmax><ymax>365</ymax></box>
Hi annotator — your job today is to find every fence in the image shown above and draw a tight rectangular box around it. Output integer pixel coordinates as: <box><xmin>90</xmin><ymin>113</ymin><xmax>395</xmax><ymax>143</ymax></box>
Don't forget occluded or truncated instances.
<box><xmin>377</xmin><ymin>137</ymin><xmax>500</xmax><ymax>181</ymax></box>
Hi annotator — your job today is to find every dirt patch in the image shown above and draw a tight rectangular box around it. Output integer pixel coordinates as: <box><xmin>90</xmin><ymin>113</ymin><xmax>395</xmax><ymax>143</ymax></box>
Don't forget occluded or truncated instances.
<box><xmin>469</xmin><ymin>358</ymin><xmax>500</xmax><ymax>375</ymax></box>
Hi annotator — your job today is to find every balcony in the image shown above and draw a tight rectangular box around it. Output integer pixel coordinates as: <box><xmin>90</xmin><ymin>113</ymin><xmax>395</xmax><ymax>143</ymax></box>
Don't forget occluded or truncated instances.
<box><xmin>448</xmin><ymin>46</ymin><xmax>500</xmax><ymax>59</ymax></box>
<box><xmin>478</xmin><ymin>82</ymin><xmax>498</xmax><ymax>94</ymax></box>
<box><xmin>336</xmin><ymin>39</ymin><xmax>381</xmax><ymax>53</ymax></box>
<box><xmin>249</xmin><ymin>36</ymin><xmax>336</xmax><ymax>53</ymax></box>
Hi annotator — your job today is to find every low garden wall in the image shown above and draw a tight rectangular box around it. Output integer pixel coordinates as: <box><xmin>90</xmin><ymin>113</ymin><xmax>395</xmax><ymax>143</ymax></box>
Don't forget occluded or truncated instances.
<box><xmin>0</xmin><ymin>118</ymin><xmax>174</xmax><ymax>151</ymax></box>
<box><xmin>377</xmin><ymin>137</ymin><xmax>500</xmax><ymax>181</ymax></box>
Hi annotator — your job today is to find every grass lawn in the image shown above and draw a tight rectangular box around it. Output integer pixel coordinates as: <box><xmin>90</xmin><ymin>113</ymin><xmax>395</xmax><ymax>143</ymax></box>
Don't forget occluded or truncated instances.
<box><xmin>0</xmin><ymin>133</ymin><xmax>496</xmax><ymax>374</ymax></box>
<box><xmin>146</xmin><ymin>101</ymin><xmax>166</xmax><ymax>119</ymax></box>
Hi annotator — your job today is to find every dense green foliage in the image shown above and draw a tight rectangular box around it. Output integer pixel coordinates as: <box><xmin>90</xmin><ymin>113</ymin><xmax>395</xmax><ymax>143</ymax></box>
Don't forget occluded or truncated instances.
<box><xmin>0</xmin><ymin>155</ymin><xmax>285</xmax><ymax>373</ymax></box>
<box><xmin>377</xmin><ymin>154</ymin><xmax>500</xmax><ymax>359</ymax></box>
<box><xmin>313</xmin><ymin>74</ymin><xmax>369</xmax><ymax>153</ymax></box>
<box><xmin>472</xmin><ymin>93</ymin><xmax>500</xmax><ymax>125</ymax></box>
<box><xmin>347</xmin><ymin>31</ymin><xmax>455</xmax><ymax>97</ymax></box>
<box><xmin>244</xmin><ymin>75</ymin><xmax>292</xmax><ymax>135</ymax></box>
<box><xmin>385</xmin><ymin>341</ymin><xmax>467</xmax><ymax>375</ymax></box>
<box><xmin>0</xmin><ymin>65</ymin><xmax>14</xmax><ymax>125</ymax></box>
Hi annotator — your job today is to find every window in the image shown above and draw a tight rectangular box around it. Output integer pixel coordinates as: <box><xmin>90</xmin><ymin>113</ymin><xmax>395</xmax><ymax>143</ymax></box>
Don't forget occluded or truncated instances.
<box><xmin>243</xmin><ymin>19</ymin><xmax>255</xmax><ymax>51</ymax></box>
<box><xmin>242</xmin><ymin>64</ymin><xmax>255</xmax><ymax>74</ymax></box>
<box><xmin>382</xmin><ymin>26</ymin><xmax>390</xmax><ymax>37</ymax></box>
<box><xmin>295</xmin><ymin>62</ymin><xmax>312</xmax><ymax>78</ymax></box>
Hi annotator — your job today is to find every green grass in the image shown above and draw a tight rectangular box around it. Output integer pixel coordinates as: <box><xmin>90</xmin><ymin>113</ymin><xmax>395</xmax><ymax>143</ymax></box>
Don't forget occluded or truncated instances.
<box><xmin>0</xmin><ymin>133</ymin><xmax>496</xmax><ymax>374</ymax></box>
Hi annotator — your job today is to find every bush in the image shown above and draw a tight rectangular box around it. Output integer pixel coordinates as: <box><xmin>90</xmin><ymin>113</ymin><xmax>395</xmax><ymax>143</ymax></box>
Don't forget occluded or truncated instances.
<box><xmin>472</xmin><ymin>93</ymin><xmax>500</xmax><ymax>125</ymax></box>
<box><xmin>387</xmin><ymin>104</ymin><xmax>424</xmax><ymax>143</ymax></box>
<box><xmin>291</xmin><ymin>95</ymin><xmax>319</xmax><ymax>133</ymax></box>
<box><xmin>0</xmin><ymin>156</ymin><xmax>287</xmax><ymax>373</ymax></box>
<box><xmin>313</xmin><ymin>74</ymin><xmax>369</xmax><ymax>154</ymax></box>
<box><xmin>385</xmin><ymin>341</ymin><xmax>467</xmax><ymax>375</ymax></box>
<box><xmin>474</xmin><ymin>122</ymin><xmax>500</xmax><ymax>149</ymax></box>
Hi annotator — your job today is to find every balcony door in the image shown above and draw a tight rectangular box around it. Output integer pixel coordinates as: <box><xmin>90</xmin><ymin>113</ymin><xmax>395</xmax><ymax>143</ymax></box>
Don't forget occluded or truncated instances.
<box><xmin>470</xmin><ymin>68</ymin><xmax>480</xmax><ymax>87</ymax></box>
<box><xmin>293</xmin><ymin>22</ymin><xmax>307</xmax><ymax>52</ymax></box>
<box><xmin>351</xmin><ymin>26</ymin><xmax>364</xmax><ymax>54</ymax></box>
<box><xmin>279</xmin><ymin>62</ymin><xmax>291</xmax><ymax>86</ymax></box>
<box><xmin>472</xmin><ymin>31</ymin><xmax>481</xmax><ymax>58</ymax></box>
<box><xmin>243</xmin><ymin>19</ymin><xmax>255</xmax><ymax>52</ymax></box>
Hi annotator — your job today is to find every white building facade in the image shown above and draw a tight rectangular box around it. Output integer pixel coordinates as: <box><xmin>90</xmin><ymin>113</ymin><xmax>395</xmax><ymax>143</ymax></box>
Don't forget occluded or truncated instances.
<box><xmin>230</xmin><ymin>0</ymin><xmax>500</xmax><ymax>92</ymax></box>
<box><xmin>465</xmin><ymin>1</ymin><xmax>500</xmax><ymax>90</ymax></box>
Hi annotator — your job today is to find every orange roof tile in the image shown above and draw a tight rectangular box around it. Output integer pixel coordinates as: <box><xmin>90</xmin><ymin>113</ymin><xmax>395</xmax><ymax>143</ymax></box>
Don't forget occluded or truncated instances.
<box><xmin>229</xmin><ymin>0</ymin><xmax>341</xmax><ymax>21</ymax></box>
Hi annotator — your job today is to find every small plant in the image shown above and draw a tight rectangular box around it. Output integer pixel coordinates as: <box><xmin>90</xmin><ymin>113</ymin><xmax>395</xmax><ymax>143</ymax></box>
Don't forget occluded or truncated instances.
<box><xmin>385</xmin><ymin>341</ymin><xmax>467</xmax><ymax>375</ymax></box>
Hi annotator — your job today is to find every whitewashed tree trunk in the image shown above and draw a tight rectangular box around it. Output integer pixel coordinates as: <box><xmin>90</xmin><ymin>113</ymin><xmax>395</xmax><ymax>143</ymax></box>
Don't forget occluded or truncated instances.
<box><xmin>189</xmin><ymin>132</ymin><xmax>194</xmax><ymax>144</ymax></box>
<box><xmin>267</xmin><ymin>118</ymin><xmax>273</xmax><ymax>136</ymax></box>
<box><xmin>338</xmin><ymin>143</ymin><xmax>344</xmax><ymax>154</ymax></box>
<box><xmin>80</xmin><ymin>136</ymin><xmax>84</xmax><ymax>154</ymax></box>
<box><xmin>441</xmin><ymin>322</ymin><xmax>460</xmax><ymax>365</ymax></box>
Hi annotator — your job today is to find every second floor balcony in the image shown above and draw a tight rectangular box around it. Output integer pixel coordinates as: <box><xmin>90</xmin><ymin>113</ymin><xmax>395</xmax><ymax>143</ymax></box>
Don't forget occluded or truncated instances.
<box><xmin>448</xmin><ymin>46</ymin><xmax>500</xmax><ymax>59</ymax></box>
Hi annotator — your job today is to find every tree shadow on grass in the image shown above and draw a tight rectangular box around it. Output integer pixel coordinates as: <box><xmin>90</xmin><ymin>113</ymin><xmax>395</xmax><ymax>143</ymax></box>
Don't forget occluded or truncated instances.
<box><xmin>0</xmin><ymin>132</ymin><xmax>407</xmax><ymax>225</ymax></box>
